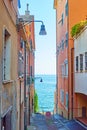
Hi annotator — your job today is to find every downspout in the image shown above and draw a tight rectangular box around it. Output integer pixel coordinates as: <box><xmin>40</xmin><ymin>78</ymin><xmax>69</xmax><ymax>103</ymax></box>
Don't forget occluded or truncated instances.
<box><xmin>71</xmin><ymin>47</ymin><xmax>74</xmax><ymax>119</ymax></box>
<box><xmin>24</xmin><ymin>41</ymin><xmax>27</xmax><ymax>130</ymax></box>
<box><xmin>56</xmin><ymin>7</ymin><xmax>58</xmax><ymax>114</ymax></box>
<box><xmin>20</xmin><ymin>80</ymin><xmax>21</xmax><ymax>130</ymax></box>
<box><xmin>29</xmin><ymin>50</ymin><xmax>30</xmax><ymax>125</ymax></box>
<box><xmin>67</xmin><ymin>0</ymin><xmax>69</xmax><ymax>120</ymax></box>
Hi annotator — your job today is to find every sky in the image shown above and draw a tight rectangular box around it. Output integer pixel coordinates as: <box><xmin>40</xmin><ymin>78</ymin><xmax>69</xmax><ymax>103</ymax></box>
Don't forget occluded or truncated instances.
<box><xmin>19</xmin><ymin>0</ymin><xmax>56</xmax><ymax>75</ymax></box>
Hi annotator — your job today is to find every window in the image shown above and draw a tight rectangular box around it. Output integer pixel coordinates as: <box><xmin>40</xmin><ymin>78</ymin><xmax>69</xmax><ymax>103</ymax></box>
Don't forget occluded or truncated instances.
<box><xmin>26</xmin><ymin>52</ymin><xmax>29</xmax><ymax>76</ymax></box>
<box><xmin>65</xmin><ymin>1</ymin><xmax>68</xmax><ymax>16</ymax></box>
<box><xmin>80</xmin><ymin>54</ymin><xmax>83</xmax><ymax>71</ymax></box>
<box><xmin>3</xmin><ymin>29</ymin><xmax>11</xmax><ymax>81</ymax></box>
<box><xmin>30</xmin><ymin>39</ymin><xmax>33</xmax><ymax>51</ymax></box>
<box><xmin>20</xmin><ymin>39</ymin><xmax>24</xmax><ymax>48</ymax></box>
<box><xmin>61</xmin><ymin>13</ymin><xmax>64</xmax><ymax>25</ymax></box>
<box><xmin>62</xmin><ymin>60</ymin><xmax>68</xmax><ymax>77</ymax></box>
<box><xmin>62</xmin><ymin>40</ymin><xmax>64</xmax><ymax>50</ymax></box>
<box><xmin>64</xmin><ymin>59</ymin><xmax>68</xmax><ymax>76</ymax></box>
<box><xmin>65</xmin><ymin>62</ymin><xmax>68</xmax><ymax>76</ymax></box>
<box><xmin>66</xmin><ymin>93</ymin><xmax>68</xmax><ymax>109</ymax></box>
<box><xmin>59</xmin><ymin>42</ymin><xmax>62</xmax><ymax>51</ymax></box>
<box><xmin>30</xmin><ymin>66</ymin><xmax>32</xmax><ymax>77</ymax></box>
<box><xmin>18</xmin><ymin>51</ymin><xmax>24</xmax><ymax>77</ymax></box>
<box><xmin>60</xmin><ymin>89</ymin><xmax>64</xmax><ymax>104</ymax></box>
<box><xmin>76</xmin><ymin>56</ymin><xmax>78</xmax><ymax>72</ymax></box>
<box><xmin>57</xmin><ymin>45</ymin><xmax>60</xmax><ymax>55</ymax></box>
<box><xmin>65</xmin><ymin>32</ymin><xmax>68</xmax><ymax>47</ymax></box>
<box><xmin>85</xmin><ymin>52</ymin><xmax>87</xmax><ymax>70</ymax></box>
<box><xmin>61</xmin><ymin>64</ymin><xmax>65</xmax><ymax>76</ymax></box>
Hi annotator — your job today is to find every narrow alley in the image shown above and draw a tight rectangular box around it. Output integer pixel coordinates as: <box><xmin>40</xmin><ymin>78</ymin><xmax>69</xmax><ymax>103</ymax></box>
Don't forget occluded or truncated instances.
<box><xmin>28</xmin><ymin>113</ymin><xmax>87</xmax><ymax>130</ymax></box>
<box><xmin>1</xmin><ymin>0</ymin><xmax>87</xmax><ymax>130</ymax></box>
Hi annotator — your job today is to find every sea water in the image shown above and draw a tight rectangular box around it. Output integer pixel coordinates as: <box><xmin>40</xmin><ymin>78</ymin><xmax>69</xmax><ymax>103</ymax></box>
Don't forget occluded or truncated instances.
<box><xmin>35</xmin><ymin>75</ymin><xmax>56</xmax><ymax>112</ymax></box>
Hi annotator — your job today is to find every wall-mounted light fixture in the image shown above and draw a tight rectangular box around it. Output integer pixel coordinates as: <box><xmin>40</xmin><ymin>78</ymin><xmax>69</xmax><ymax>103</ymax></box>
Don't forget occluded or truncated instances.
<box><xmin>17</xmin><ymin>18</ymin><xmax>47</xmax><ymax>35</ymax></box>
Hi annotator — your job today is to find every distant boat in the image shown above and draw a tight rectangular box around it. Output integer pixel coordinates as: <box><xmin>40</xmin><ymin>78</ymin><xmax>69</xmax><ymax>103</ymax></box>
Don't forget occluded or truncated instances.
<box><xmin>40</xmin><ymin>78</ymin><xmax>43</xmax><ymax>82</ymax></box>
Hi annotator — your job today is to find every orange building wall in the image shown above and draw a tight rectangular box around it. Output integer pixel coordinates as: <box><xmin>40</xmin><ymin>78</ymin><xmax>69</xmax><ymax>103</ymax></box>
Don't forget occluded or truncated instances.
<box><xmin>68</xmin><ymin>0</ymin><xmax>87</xmax><ymax>119</ymax></box>
<box><xmin>56</xmin><ymin>0</ymin><xmax>69</xmax><ymax>118</ymax></box>
<box><xmin>68</xmin><ymin>0</ymin><xmax>87</xmax><ymax>38</ymax></box>
<box><xmin>55</xmin><ymin>0</ymin><xmax>87</xmax><ymax>119</ymax></box>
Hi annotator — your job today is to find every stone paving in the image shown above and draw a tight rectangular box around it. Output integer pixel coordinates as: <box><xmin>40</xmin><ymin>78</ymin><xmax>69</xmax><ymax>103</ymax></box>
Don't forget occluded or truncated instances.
<box><xmin>27</xmin><ymin>113</ymin><xmax>87</xmax><ymax>130</ymax></box>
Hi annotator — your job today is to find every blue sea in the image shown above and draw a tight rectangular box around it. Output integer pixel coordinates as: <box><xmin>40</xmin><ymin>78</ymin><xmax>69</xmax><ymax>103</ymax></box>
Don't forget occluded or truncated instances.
<box><xmin>35</xmin><ymin>75</ymin><xmax>56</xmax><ymax>112</ymax></box>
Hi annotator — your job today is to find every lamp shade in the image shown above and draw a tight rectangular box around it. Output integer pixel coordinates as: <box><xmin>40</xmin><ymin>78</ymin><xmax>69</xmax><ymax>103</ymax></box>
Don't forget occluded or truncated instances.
<box><xmin>39</xmin><ymin>24</ymin><xmax>47</xmax><ymax>35</ymax></box>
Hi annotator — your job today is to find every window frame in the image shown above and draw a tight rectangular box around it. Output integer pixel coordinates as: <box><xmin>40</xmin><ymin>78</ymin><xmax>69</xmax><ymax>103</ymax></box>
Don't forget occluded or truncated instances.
<box><xmin>65</xmin><ymin>1</ymin><xmax>68</xmax><ymax>16</ymax></box>
<box><xmin>85</xmin><ymin>52</ymin><xmax>87</xmax><ymax>71</ymax></box>
<box><xmin>3</xmin><ymin>28</ymin><xmax>11</xmax><ymax>82</ymax></box>
<box><xmin>60</xmin><ymin>89</ymin><xmax>64</xmax><ymax>104</ymax></box>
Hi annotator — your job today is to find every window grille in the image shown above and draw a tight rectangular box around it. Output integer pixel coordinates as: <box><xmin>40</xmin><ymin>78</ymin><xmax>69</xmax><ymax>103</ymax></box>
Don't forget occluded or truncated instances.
<box><xmin>76</xmin><ymin>56</ymin><xmax>78</xmax><ymax>72</ymax></box>
<box><xmin>65</xmin><ymin>32</ymin><xmax>68</xmax><ymax>47</ymax></box>
<box><xmin>80</xmin><ymin>54</ymin><xmax>83</xmax><ymax>71</ymax></box>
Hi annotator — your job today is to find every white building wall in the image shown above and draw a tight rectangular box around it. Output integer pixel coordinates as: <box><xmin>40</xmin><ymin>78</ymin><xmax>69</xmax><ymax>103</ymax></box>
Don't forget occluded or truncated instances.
<box><xmin>74</xmin><ymin>26</ymin><xmax>87</xmax><ymax>95</ymax></box>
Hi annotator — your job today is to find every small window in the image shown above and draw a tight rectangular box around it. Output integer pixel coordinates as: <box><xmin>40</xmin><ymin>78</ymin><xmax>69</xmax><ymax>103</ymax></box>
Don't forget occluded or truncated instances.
<box><xmin>80</xmin><ymin>54</ymin><xmax>83</xmax><ymax>71</ymax></box>
<box><xmin>64</xmin><ymin>59</ymin><xmax>68</xmax><ymax>76</ymax></box>
<box><xmin>65</xmin><ymin>32</ymin><xmax>68</xmax><ymax>47</ymax></box>
<box><xmin>30</xmin><ymin>66</ymin><xmax>32</xmax><ymax>77</ymax></box>
<box><xmin>57</xmin><ymin>45</ymin><xmax>59</xmax><ymax>55</ymax></box>
<box><xmin>60</xmin><ymin>89</ymin><xmax>64</xmax><ymax>104</ymax></box>
<box><xmin>65</xmin><ymin>1</ymin><xmax>68</xmax><ymax>16</ymax></box>
<box><xmin>30</xmin><ymin>39</ymin><xmax>33</xmax><ymax>51</ymax></box>
<box><xmin>20</xmin><ymin>40</ymin><xmax>24</xmax><ymax>48</ymax></box>
<box><xmin>60</xmin><ymin>42</ymin><xmax>62</xmax><ymax>51</ymax></box>
<box><xmin>85</xmin><ymin>52</ymin><xmax>87</xmax><ymax>70</ymax></box>
<box><xmin>66</xmin><ymin>93</ymin><xmax>68</xmax><ymax>109</ymax></box>
<box><xmin>61</xmin><ymin>13</ymin><xmax>64</xmax><ymax>25</ymax></box>
<box><xmin>61</xmin><ymin>40</ymin><xmax>64</xmax><ymax>50</ymax></box>
<box><xmin>76</xmin><ymin>56</ymin><xmax>78</xmax><ymax>72</ymax></box>
<box><xmin>61</xmin><ymin>64</ymin><xmax>65</xmax><ymax>76</ymax></box>
<box><xmin>65</xmin><ymin>62</ymin><xmax>68</xmax><ymax>76</ymax></box>
<box><xmin>18</xmin><ymin>51</ymin><xmax>24</xmax><ymax>77</ymax></box>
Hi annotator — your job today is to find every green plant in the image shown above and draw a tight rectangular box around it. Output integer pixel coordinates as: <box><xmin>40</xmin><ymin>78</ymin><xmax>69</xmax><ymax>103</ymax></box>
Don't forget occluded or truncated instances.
<box><xmin>71</xmin><ymin>20</ymin><xmax>87</xmax><ymax>37</ymax></box>
<box><xmin>34</xmin><ymin>90</ymin><xmax>39</xmax><ymax>113</ymax></box>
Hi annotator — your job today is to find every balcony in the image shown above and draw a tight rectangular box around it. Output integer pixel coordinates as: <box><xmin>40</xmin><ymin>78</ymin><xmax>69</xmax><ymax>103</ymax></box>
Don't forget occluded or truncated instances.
<box><xmin>75</xmin><ymin>72</ymin><xmax>87</xmax><ymax>95</ymax></box>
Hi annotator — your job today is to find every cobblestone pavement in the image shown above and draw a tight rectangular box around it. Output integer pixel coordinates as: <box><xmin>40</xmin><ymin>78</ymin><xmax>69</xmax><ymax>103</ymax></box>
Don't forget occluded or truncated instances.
<box><xmin>28</xmin><ymin>113</ymin><xmax>87</xmax><ymax>130</ymax></box>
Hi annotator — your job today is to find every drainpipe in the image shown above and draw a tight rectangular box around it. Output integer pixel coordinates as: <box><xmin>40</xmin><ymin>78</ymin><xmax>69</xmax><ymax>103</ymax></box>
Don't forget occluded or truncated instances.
<box><xmin>56</xmin><ymin>4</ymin><xmax>58</xmax><ymax>114</ymax></box>
<box><xmin>20</xmin><ymin>80</ymin><xmax>21</xmax><ymax>130</ymax></box>
<box><xmin>28</xmin><ymin>50</ymin><xmax>30</xmax><ymax>125</ymax></box>
<box><xmin>56</xmin><ymin>52</ymin><xmax>58</xmax><ymax>114</ymax></box>
<box><xmin>67</xmin><ymin>0</ymin><xmax>69</xmax><ymax>120</ymax></box>
<box><xmin>24</xmin><ymin>41</ymin><xmax>27</xmax><ymax>130</ymax></box>
<box><xmin>71</xmin><ymin>48</ymin><xmax>74</xmax><ymax>119</ymax></box>
<box><xmin>29</xmin><ymin>87</ymin><xmax>30</xmax><ymax>125</ymax></box>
